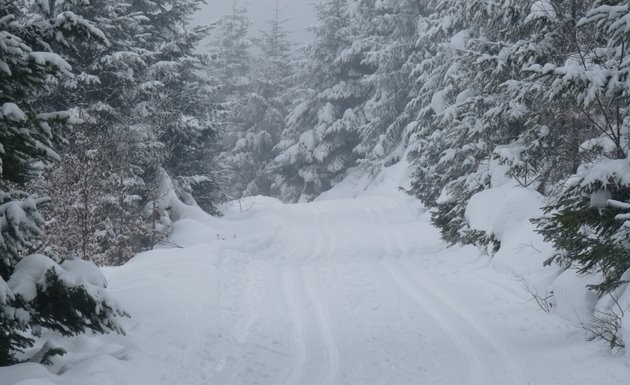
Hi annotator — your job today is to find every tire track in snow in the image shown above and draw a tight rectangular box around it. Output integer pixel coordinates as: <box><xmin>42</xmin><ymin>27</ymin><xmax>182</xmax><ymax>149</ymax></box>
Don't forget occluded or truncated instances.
<box><xmin>404</xmin><ymin>257</ymin><xmax>531</xmax><ymax>382</ymax></box>
<box><xmin>281</xmin><ymin>266</ymin><xmax>341</xmax><ymax>385</ymax></box>
<box><xmin>355</xmin><ymin>198</ymin><xmax>486</xmax><ymax>384</ymax></box>
<box><xmin>303</xmin><ymin>268</ymin><xmax>341</xmax><ymax>385</ymax></box>
<box><xmin>302</xmin><ymin>203</ymin><xmax>341</xmax><ymax>385</ymax></box>
<box><xmin>210</xmin><ymin>208</ymin><xmax>296</xmax><ymax>380</ymax></box>
<box><xmin>355</xmin><ymin>198</ymin><xmax>486</xmax><ymax>383</ymax></box>
<box><xmin>304</xmin><ymin>205</ymin><xmax>325</xmax><ymax>264</ymax></box>
<box><xmin>356</xmin><ymin>196</ymin><xmax>529</xmax><ymax>385</ymax></box>
<box><xmin>280</xmin><ymin>202</ymin><xmax>341</xmax><ymax>385</ymax></box>
<box><xmin>279</xmin><ymin>204</ymin><xmax>320</xmax><ymax>385</ymax></box>
<box><xmin>212</xmin><ymin>207</ymin><xmax>291</xmax><ymax>359</ymax></box>
<box><xmin>381</xmin><ymin>261</ymin><xmax>488</xmax><ymax>385</ymax></box>
<box><xmin>281</xmin><ymin>267</ymin><xmax>309</xmax><ymax>385</ymax></box>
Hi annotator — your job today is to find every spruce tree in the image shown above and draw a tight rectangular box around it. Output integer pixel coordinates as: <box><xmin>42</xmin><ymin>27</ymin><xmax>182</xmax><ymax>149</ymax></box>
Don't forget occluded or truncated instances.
<box><xmin>406</xmin><ymin>0</ymin><xmax>496</xmax><ymax>245</ymax></box>
<box><xmin>147</xmin><ymin>21</ymin><xmax>226</xmax><ymax>215</ymax></box>
<box><xmin>220</xmin><ymin>1</ymin><xmax>295</xmax><ymax>198</ymax></box>
<box><xmin>351</xmin><ymin>0</ymin><xmax>422</xmax><ymax>171</ymax></box>
<box><xmin>0</xmin><ymin>0</ymin><xmax>125</xmax><ymax>365</ymax></box>
<box><xmin>206</xmin><ymin>1</ymin><xmax>254</xmax><ymax>201</ymax></box>
<box><xmin>406</xmin><ymin>0</ymin><xmax>574</xmax><ymax>248</ymax></box>
<box><xmin>271</xmin><ymin>0</ymin><xmax>368</xmax><ymax>201</ymax></box>
<box><xmin>532</xmin><ymin>0</ymin><xmax>630</xmax><ymax>293</ymax></box>
<box><xmin>30</xmin><ymin>0</ymin><xmax>224</xmax><ymax>264</ymax></box>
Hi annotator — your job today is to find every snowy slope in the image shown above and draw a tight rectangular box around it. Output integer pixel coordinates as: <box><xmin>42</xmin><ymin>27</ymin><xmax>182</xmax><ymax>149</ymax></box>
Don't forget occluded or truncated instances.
<box><xmin>2</xmin><ymin>162</ymin><xmax>629</xmax><ymax>385</ymax></box>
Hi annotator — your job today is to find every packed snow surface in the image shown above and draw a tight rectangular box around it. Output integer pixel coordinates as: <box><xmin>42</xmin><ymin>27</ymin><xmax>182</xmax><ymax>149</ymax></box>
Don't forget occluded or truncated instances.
<box><xmin>2</xmin><ymin>166</ymin><xmax>629</xmax><ymax>385</ymax></box>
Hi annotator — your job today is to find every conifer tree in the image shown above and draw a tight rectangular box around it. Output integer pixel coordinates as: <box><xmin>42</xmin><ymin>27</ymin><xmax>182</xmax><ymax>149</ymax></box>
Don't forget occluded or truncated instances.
<box><xmin>133</xmin><ymin>0</ymin><xmax>226</xmax><ymax>216</ymax></box>
<box><xmin>0</xmin><ymin>0</ymin><xmax>125</xmax><ymax>365</ymax></box>
<box><xmin>271</xmin><ymin>0</ymin><xmax>368</xmax><ymax>201</ymax></box>
<box><xmin>206</xmin><ymin>1</ymin><xmax>253</xmax><ymax>200</ymax></box>
<box><xmin>31</xmin><ymin>0</ymin><xmax>225</xmax><ymax>263</ymax></box>
<box><xmin>351</xmin><ymin>0</ymin><xmax>422</xmax><ymax>171</ymax></box>
<box><xmin>407</xmin><ymin>0</ymin><xmax>571</xmax><ymax>248</ymax></box>
<box><xmin>406</xmin><ymin>0</ymin><xmax>495</xmax><ymax>245</ymax></box>
<box><xmin>221</xmin><ymin>1</ymin><xmax>295</xmax><ymax>198</ymax></box>
<box><xmin>268</xmin><ymin>0</ymin><xmax>427</xmax><ymax>201</ymax></box>
<box><xmin>532</xmin><ymin>0</ymin><xmax>630</xmax><ymax>293</ymax></box>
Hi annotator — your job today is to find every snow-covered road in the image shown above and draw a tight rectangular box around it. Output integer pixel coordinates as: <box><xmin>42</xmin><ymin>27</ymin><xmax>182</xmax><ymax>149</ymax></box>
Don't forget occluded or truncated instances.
<box><xmin>4</xmin><ymin>190</ymin><xmax>629</xmax><ymax>385</ymax></box>
<box><xmin>264</xmin><ymin>196</ymin><xmax>525</xmax><ymax>385</ymax></box>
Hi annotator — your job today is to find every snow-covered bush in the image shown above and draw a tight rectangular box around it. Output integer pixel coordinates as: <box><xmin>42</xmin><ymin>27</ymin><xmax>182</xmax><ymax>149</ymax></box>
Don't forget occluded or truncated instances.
<box><xmin>0</xmin><ymin>193</ymin><xmax>127</xmax><ymax>365</ymax></box>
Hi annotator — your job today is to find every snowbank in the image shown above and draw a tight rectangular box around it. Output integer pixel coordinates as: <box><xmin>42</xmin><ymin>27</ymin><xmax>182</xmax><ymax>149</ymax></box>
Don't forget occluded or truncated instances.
<box><xmin>465</xmin><ymin>183</ymin><xmax>555</xmax><ymax>276</ymax></box>
<box><xmin>317</xmin><ymin>154</ymin><xmax>414</xmax><ymax>202</ymax></box>
<box><xmin>464</xmin><ymin>161</ymin><xmax>630</xmax><ymax>355</ymax></box>
<box><xmin>8</xmin><ymin>255</ymin><xmax>111</xmax><ymax>303</ymax></box>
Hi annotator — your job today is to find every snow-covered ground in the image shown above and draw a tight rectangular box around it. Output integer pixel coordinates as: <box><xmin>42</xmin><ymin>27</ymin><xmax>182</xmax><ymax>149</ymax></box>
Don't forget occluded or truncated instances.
<box><xmin>3</xmin><ymin>163</ymin><xmax>630</xmax><ymax>385</ymax></box>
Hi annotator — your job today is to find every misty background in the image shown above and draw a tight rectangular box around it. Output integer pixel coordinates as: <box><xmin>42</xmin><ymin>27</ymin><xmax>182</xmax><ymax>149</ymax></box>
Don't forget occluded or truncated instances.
<box><xmin>193</xmin><ymin>0</ymin><xmax>317</xmax><ymax>47</ymax></box>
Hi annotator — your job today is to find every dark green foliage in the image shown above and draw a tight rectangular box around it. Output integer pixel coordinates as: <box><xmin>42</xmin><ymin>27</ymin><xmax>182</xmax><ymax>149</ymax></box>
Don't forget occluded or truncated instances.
<box><xmin>432</xmin><ymin>200</ymin><xmax>500</xmax><ymax>253</ymax></box>
<box><xmin>429</xmin><ymin>174</ymin><xmax>500</xmax><ymax>253</ymax></box>
<box><xmin>0</xmin><ymin>309</ymin><xmax>34</xmax><ymax>366</ymax></box>
<box><xmin>430</xmin><ymin>201</ymin><xmax>466</xmax><ymax>246</ymax></box>
<box><xmin>0</xmin><ymin>195</ymin><xmax>129</xmax><ymax>365</ymax></box>
<box><xmin>0</xmin><ymin>193</ymin><xmax>46</xmax><ymax>278</ymax></box>
<box><xmin>28</xmin><ymin>269</ymin><xmax>127</xmax><ymax>337</ymax></box>
<box><xmin>525</xmin><ymin>0</ymin><xmax>630</xmax><ymax>295</ymax></box>
<box><xmin>0</xmin><ymin>1</ymin><xmax>69</xmax><ymax>184</ymax></box>
<box><xmin>534</xmin><ymin>179</ymin><xmax>630</xmax><ymax>294</ymax></box>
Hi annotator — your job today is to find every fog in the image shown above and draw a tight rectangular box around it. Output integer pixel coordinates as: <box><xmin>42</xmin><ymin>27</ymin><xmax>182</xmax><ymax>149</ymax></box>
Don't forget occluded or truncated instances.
<box><xmin>193</xmin><ymin>0</ymin><xmax>318</xmax><ymax>49</ymax></box>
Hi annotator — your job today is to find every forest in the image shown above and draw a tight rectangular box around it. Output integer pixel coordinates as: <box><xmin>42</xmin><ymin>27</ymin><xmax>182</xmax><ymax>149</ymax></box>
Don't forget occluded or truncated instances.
<box><xmin>2</xmin><ymin>0</ymin><xmax>630</xmax><ymax>376</ymax></box>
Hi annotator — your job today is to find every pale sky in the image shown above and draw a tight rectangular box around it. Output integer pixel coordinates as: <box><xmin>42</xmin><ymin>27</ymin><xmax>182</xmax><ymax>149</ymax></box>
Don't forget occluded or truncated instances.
<box><xmin>192</xmin><ymin>0</ymin><xmax>319</xmax><ymax>50</ymax></box>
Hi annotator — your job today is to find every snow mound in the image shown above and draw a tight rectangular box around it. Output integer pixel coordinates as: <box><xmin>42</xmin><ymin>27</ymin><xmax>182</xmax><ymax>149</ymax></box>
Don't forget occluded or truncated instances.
<box><xmin>466</xmin><ymin>183</ymin><xmax>541</xmax><ymax>241</ymax></box>
<box><xmin>8</xmin><ymin>255</ymin><xmax>109</xmax><ymax>302</ymax></box>
<box><xmin>317</xmin><ymin>155</ymin><xmax>414</xmax><ymax>202</ymax></box>
<box><xmin>465</xmin><ymin>164</ymin><xmax>630</xmax><ymax>351</ymax></box>
<box><xmin>8</xmin><ymin>255</ymin><xmax>65</xmax><ymax>302</ymax></box>
<box><xmin>465</xmin><ymin>183</ymin><xmax>556</xmax><ymax>277</ymax></box>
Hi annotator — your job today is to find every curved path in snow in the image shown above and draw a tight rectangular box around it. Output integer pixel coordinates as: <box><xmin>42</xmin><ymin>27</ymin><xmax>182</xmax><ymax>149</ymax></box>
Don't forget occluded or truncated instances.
<box><xmin>198</xmin><ymin>194</ymin><xmax>533</xmax><ymax>385</ymax></box>
<box><xmin>28</xmin><ymin>191</ymin><xmax>630</xmax><ymax>385</ymax></box>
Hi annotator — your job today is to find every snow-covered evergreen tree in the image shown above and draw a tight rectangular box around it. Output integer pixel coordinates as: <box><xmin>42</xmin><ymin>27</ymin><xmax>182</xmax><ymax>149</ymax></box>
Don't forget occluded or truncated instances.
<box><xmin>140</xmin><ymin>0</ymin><xmax>226</xmax><ymax>215</ymax></box>
<box><xmin>207</xmin><ymin>0</ymin><xmax>252</xmax><ymax>98</ymax></box>
<box><xmin>488</xmin><ymin>0</ymin><xmax>597</xmax><ymax>193</ymax></box>
<box><xmin>267</xmin><ymin>0</ymin><xmax>427</xmax><ymax>202</ymax></box>
<box><xmin>205</xmin><ymin>1</ymin><xmax>254</xmax><ymax>200</ymax></box>
<box><xmin>532</xmin><ymin>0</ymin><xmax>630</xmax><ymax>293</ymax></box>
<box><xmin>22</xmin><ymin>0</ymin><xmax>160</xmax><ymax>264</ymax></box>
<box><xmin>0</xmin><ymin>0</ymin><xmax>125</xmax><ymax>365</ymax></box>
<box><xmin>406</xmin><ymin>0</ymin><xmax>581</xmax><ymax>248</ymax></box>
<box><xmin>402</xmin><ymin>0</ymin><xmax>630</xmax><ymax>291</ymax></box>
<box><xmin>271</xmin><ymin>0</ymin><xmax>369</xmax><ymax>201</ymax></box>
<box><xmin>406</xmin><ymin>0</ymin><xmax>497</xmax><ymax>245</ymax></box>
<box><xmin>29</xmin><ymin>0</ymin><xmax>224</xmax><ymax>264</ymax></box>
<box><xmin>219</xmin><ymin>1</ymin><xmax>296</xmax><ymax>198</ymax></box>
<box><xmin>350</xmin><ymin>0</ymin><xmax>422</xmax><ymax>171</ymax></box>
